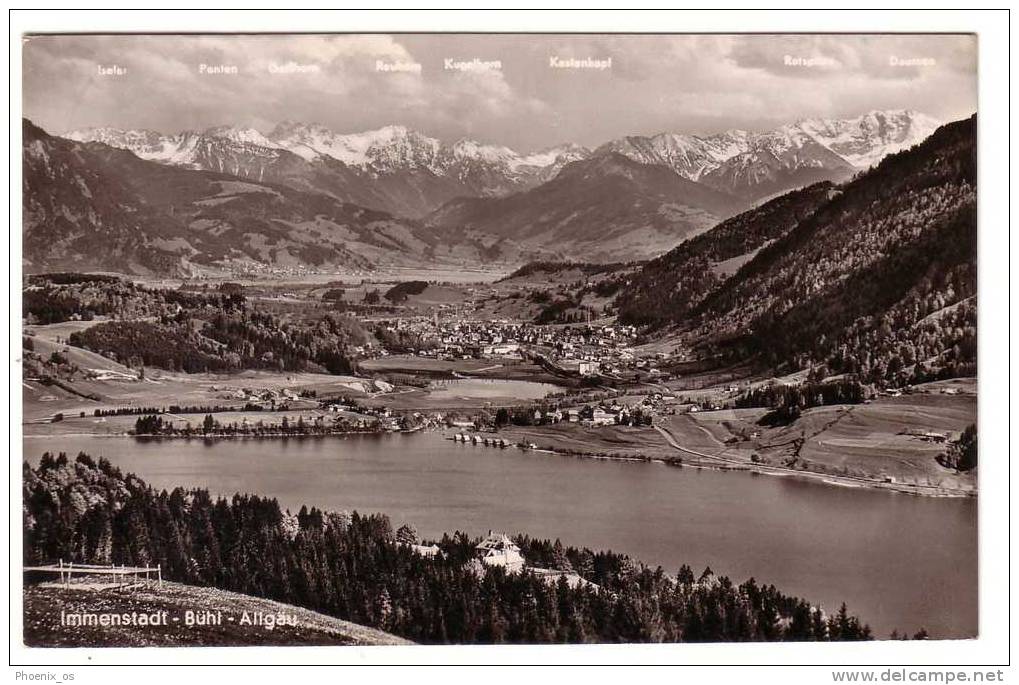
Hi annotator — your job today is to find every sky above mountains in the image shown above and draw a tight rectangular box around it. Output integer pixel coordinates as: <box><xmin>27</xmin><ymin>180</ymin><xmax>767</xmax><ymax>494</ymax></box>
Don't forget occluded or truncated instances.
<box><xmin>23</xmin><ymin>33</ymin><xmax>976</xmax><ymax>152</ymax></box>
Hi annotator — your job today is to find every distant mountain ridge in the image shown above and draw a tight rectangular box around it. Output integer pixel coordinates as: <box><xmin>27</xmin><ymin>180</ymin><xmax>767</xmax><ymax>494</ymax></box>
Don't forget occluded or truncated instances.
<box><xmin>596</xmin><ymin>110</ymin><xmax>940</xmax><ymax>201</ymax></box>
<box><xmin>22</xmin><ymin>119</ymin><xmax>491</xmax><ymax>276</ymax></box>
<box><xmin>64</xmin><ymin>123</ymin><xmax>590</xmax><ymax>217</ymax></box>
<box><xmin>65</xmin><ymin>109</ymin><xmax>938</xmax><ymax>214</ymax></box>
<box><xmin>426</xmin><ymin>152</ymin><xmax>745</xmax><ymax>262</ymax></box>
<box><xmin>30</xmin><ymin>110</ymin><xmax>950</xmax><ymax>275</ymax></box>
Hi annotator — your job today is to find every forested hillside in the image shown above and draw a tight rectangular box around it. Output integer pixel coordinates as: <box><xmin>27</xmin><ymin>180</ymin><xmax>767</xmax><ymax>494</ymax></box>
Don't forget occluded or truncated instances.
<box><xmin>67</xmin><ymin>302</ymin><xmax>366</xmax><ymax>376</ymax></box>
<box><xmin>617</xmin><ymin>116</ymin><xmax>976</xmax><ymax>388</ymax></box>
<box><xmin>23</xmin><ymin>454</ymin><xmax>873</xmax><ymax>644</ymax></box>
<box><xmin>696</xmin><ymin>115</ymin><xmax>976</xmax><ymax>385</ymax></box>
<box><xmin>24</xmin><ymin>274</ymin><xmax>368</xmax><ymax>375</ymax></box>
<box><xmin>615</xmin><ymin>182</ymin><xmax>836</xmax><ymax>326</ymax></box>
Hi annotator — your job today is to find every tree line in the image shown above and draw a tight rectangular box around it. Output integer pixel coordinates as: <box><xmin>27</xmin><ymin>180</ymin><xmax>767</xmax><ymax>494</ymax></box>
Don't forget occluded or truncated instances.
<box><xmin>131</xmin><ymin>414</ymin><xmax>386</xmax><ymax>437</ymax></box>
<box><xmin>95</xmin><ymin>404</ymin><xmax>266</xmax><ymax>417</ymax></box>
<box><xmin>735</xmin><ymin>380</ymin><xmax>867</xmax><ymax>426</ymax></box>
<box><xmin>23</xmin><ymin>453</ymin><xmax>875</xmax><ymax>644</ymax></box>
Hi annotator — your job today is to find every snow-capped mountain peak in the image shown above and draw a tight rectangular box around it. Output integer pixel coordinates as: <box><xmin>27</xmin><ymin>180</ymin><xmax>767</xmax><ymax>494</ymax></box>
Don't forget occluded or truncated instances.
<box><xmin>202</xmin><ymin>125</ymin><xmax>279</xmax><ymax>149</ymax></box>
<box><xmin>595</xmin><ymin>131</ymin><xmax>742</xmax><ymax>181</ymax></box>
<box><xmin>593</xmin><ymin>109</ymin><xmax>941</xmax><ymax>199</ymax></box>
<box><xmin>514</xmin><ymin>143</ymin><xmax>590</xmax><ymax>170</ymax></box>
<box><xmin>64</xmin><ymin>126</ymin><xmax>162</xmax><ymax>148</ymax></box>
<box><xmin>64</xmin><ymin>127</ymin><xmax>200</xmax><ymax>165</ymax></box>
<box><xmin>788</xmin><ymin>109</ymin><xmax>941</xmax><ymax>169</ymax></box>
<box><xmin>266</xmin><ymin>122</ymin><xmax>441</xmax><ymax>171</ymax></box>
<box><xmin>445</xmin><ymin>138</ymin><xmax>517</xmax><ymax>163</ymax></box>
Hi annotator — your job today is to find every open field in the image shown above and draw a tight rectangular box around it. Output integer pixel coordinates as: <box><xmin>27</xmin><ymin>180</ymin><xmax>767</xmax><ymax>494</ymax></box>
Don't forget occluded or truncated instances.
<box><xmin>488</xmin><ymin>378</ymin><xmax>977</xmax><ymax>497</ymax></box>
<box><xmin>22</xmin><ymin>368</ymin><xmax>367</xmax><ymax>424</ymax></box>
<box><xmin>661</xmin><ymin>384</ymin><xmax>977</xmax><ymax>496</ymax></box>
<box><xmin>22</xmin><ymin>363</ymin><xmax>568</xmax><ymax>432</ymax></box>
<box><xmin>23</xmin><ymin>580</ymin><xmax>411</xmax><ymax>647</ymax></box>
<box><xmin>496</xmin><ymin>422</ymin><xmax>677</xmax><ymax>461</ymax></box>
<box><xmin>360</xmin><ymin>354</ymin><xmax>505</xmax><ymax>376</ymax></box>
<box><xmin>361</xmin><ymin>354</ymin><xmax>569</xmax><ymax>385</ymax></box>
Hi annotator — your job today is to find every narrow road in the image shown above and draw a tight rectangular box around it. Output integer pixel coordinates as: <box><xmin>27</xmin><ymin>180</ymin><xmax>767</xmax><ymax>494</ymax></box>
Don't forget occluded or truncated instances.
<box><xmin>653</xmin><ymin>425</ymin><xmax>728</xmax><ymax>462</ymax></box>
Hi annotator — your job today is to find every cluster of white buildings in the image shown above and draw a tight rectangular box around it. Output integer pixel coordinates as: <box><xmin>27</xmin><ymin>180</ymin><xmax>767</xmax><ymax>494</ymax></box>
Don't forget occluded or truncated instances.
<box><xmin>528</xmin><ymin>399</ymin><xmax>661</xmax><ymax>427</ymax></box>
<box><xmin>214</xmin><ymin>385</ymin><xmax>303</xmax><ymax>406</ymax></box>
<box><xmin>371</xmin><ymin>318</ymin><xmax>644</xmax><ymax>376</ymax></box>
<box><xmin>400</xmin><ymin>530</ymin><xmax>599</xmax><ymax>590</ymax></box>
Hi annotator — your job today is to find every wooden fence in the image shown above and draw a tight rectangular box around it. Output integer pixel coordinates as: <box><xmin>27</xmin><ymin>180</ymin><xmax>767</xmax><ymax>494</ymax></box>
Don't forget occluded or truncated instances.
<box><xmin>23</xmin><ymin>560</ymin><xmax>162</xmax><ymax>590</ymax></box>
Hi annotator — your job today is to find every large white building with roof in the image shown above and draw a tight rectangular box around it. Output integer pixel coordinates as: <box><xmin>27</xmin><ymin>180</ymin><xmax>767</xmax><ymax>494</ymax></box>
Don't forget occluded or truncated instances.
<box><xmin>476</xmin><ymin>531</ymin><xmax>525</xmax><ymax>573</ymax></box>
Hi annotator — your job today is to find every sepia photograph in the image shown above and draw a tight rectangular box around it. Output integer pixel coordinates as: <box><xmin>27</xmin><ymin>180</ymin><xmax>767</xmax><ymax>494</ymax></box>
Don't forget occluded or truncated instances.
<box><xmin>8</xmin><ymin>9</ymin><xmax>1013</xmax><ymax>676</ymax></box>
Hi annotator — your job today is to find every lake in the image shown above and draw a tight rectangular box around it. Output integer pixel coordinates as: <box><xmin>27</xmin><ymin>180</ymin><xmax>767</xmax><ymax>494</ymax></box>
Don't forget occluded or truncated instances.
<box><xmin>23</xmin><ymin>431</ymin><xmax>977</xmax><ymax>639</ymax></box>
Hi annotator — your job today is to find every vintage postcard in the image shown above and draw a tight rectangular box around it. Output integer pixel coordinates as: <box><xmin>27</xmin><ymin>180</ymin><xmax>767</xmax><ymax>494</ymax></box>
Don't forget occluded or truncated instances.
<box><xmin>10</xmin><ymin>10</ymin><xmax>1010</xmax><ymax>676</ymax></box>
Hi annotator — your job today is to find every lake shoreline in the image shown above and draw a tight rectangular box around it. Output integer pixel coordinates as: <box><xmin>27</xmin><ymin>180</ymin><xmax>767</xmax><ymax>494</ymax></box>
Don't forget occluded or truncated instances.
<box><xmin>535</xmin><ymin>444</ymin><xmax>976</xmax><ymax>498</ymax></box>
<box><xmin>23</xmin><ymin>426</ymin><xmax>975</xmax><ymax>498</ymax></box>
<box><xmin>490</xmin><ymin>422</ymin><xmax>977</xmax><ymax>499</ymax></box>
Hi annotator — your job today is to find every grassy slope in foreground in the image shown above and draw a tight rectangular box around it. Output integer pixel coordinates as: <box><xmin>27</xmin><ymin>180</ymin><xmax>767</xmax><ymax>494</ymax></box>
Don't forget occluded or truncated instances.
<box><xmin>24</xmin><ymin>581</ymin><xmax>412</xmax><ymax>647</ymax></box>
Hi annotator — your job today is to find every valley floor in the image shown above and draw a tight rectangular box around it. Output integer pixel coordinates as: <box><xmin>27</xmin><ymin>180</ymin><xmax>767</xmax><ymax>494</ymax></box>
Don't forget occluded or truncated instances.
<box><xmin>22</xmin><ymin>318</ymin><xmax>976</xmax><ymax>498</ymax></box>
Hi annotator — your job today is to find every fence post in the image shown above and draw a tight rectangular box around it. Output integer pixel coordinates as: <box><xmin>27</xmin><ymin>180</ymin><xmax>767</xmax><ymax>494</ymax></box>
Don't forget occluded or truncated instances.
<box><xmin>157</xmin><ymin>563</ymin><xmax>162</xmax><ymax>588</ymax></box>
<box><xmin>67</xmin><ymin>561</ymin><xmax>72</xmax><ymax>588</ymax></box>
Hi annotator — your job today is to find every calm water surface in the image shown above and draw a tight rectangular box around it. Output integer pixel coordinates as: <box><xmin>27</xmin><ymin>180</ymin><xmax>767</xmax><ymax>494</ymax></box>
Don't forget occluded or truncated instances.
<box><xmin>24</xmin><ymin>432</ymin><xmax>977</xmax><ymax>639</ymax></box>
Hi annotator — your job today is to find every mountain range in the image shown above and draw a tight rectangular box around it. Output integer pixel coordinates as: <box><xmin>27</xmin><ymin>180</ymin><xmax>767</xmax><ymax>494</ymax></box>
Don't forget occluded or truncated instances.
<box><xmin>64</xmin><ymin>123</ymin><xmax>590</xmax><ymax>219</ymax></box>
<box><xmin>24</xmin><ymin>109</ymin><xmax>943</xmax><ymax>275</ymax></box>
<box><xmin>65</xmin><ymin>109</ymin><xmax>938</xmax><ymax>216</ymax></box>
<box><xmin>22</xmin><ymin>119</ymin><xmax>486</xmax><ymax>276</ymax></box>
<box><xmin>597</xmin><ymin>110</ymin><xmax>939</xmax><ymax>201</ymax></box>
